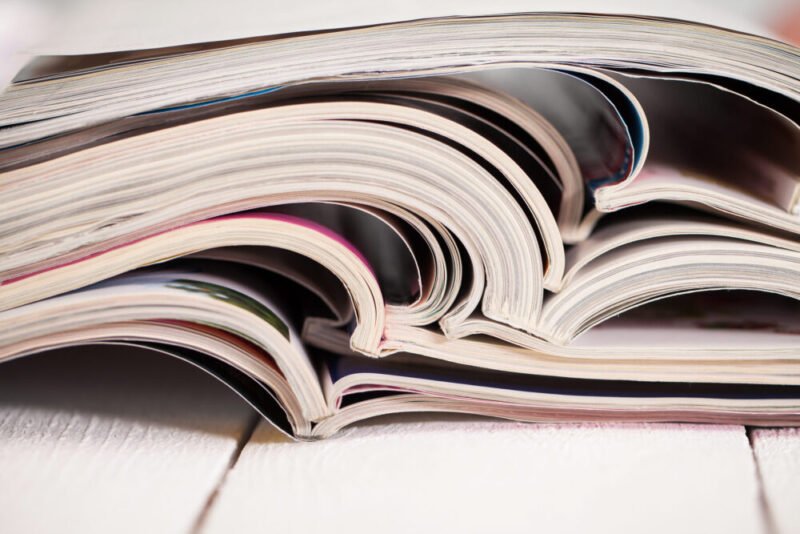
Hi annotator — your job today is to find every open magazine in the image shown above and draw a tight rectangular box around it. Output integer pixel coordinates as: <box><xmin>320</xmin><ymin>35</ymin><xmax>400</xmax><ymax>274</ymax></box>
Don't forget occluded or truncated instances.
<box><xmin>2</xmin><ymin>4</ymin><xmax>800</xmax><ymax>439</ymax></box>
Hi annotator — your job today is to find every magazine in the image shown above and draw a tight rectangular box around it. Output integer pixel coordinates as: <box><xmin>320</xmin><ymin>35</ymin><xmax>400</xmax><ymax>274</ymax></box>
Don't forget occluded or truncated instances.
<box><xmin>1</xmin><ymin>5</ymin><xmax>800</xmax><ymax>438</ymax></box>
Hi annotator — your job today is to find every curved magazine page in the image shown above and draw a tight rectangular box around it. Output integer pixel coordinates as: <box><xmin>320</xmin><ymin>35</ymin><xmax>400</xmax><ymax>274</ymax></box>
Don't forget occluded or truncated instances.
<box><xmin>562</xmin><ymin>209</ymin><xmax>800</xmax><ymax>291</ymax></box>
<box><xmin>543</xmin><ymin>236</ymin><xmax>800</xmax><ymax>342</ymax></box>
<box><xmin>465</xmin><ymin>66</ymin><xmax>647</xmax><ymax>240</ymax></box>
<box><xmin>0</xmin><ymin>213</ymin><xmax>386</xmax><ymax>356</ymax></box>
<box><xmin>191</xmin><ymin>203</ymin><xmax>462</xmax><ymax>329</ymax></box>
<box><xmin>0</xmin><ymin>267</ymin><xmax>330</xmax><ymax>421</ymax></box>
<box><xmin>121</xmin><ymin>341</ymin><xmax>299</xmax><ymax>439</ymax></box>
<box><xmin>0</xmin><ymin>105</ymin><xmax>549</xmax><ymax>334</ymax></box>
<box><xmin>0</xmin><ymin>90</ymin><xmax>559</xmax><ymax>292</ymax></box>
<box><xmin>0</xmin><ymin>331</ymin><xmax>304</xmax><ymax>436</ymax></box>
<box><xmin>313</xmin><ymin>351</ymin><xmax>800</xmax><ymax>437</ymax></box>
<box><xmin>398</xmin><ymin>289</ymin><xmax>800</xmax><ymax>378</ymax></box>
<box><xmin>194</xmin><ymin>246</ymin><xmax>355</xmax><ymax>328</ymax></box>
<box><xmin>0</xmin><ymin>75</ymin><xmax>572</xmax><ymax>276</ymax></box>
<box><xmin>313</xmin><ymin>391</ymin><xmax>800</xmax><ymax>439</ymax></box>
<box><xmin>339</xmin><ymin>317</ymin><xmax>800</xmax><ymax>386</ymax></box>
<box><xmin>595</xmin><ymin>74</ymin><xmax>800</xmax><ymax>221</ymax></box>
<box><xmin>1</xmin><ymin>15</ymin><xmax>796</xmax><ymax>148</ymax></box>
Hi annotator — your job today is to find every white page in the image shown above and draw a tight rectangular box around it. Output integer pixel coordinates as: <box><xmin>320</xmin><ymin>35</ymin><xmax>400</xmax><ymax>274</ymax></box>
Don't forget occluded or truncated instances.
<box><xmin>26</xmin><ymin>0</ymin><xmax>788</xmax><ymax>55</ymax></box>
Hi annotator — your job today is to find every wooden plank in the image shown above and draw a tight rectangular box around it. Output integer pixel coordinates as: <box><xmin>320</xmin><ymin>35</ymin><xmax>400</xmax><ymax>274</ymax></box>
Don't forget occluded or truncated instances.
<box><xmin>0</xmin><ymin>345</ymin><xmax>254</xmax><ymax>534</ymax></box>
<box><xmin>203</xmin><ymin>416</ymin><xmax>763</xmax><ymax>534</ymax></box>
<box><xmin>751</xmin><ymin>428</ymin><xmax>800</xmax><ymax>534</ymax></box>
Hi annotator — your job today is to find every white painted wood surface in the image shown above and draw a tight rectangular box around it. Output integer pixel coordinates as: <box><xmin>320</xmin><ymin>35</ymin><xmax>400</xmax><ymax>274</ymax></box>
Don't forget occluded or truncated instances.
<box><xmin>0</xmin><ymin>346</ymin><xmax>254</xmax><ymax>534</ymax></box>
<box><xmin>1</xmin><ymin>348</ymin><xmax>798</xmax><ymax>534</ymax></box>
<box><xmin>204</xmin><ymin>418</ymin><xmax>763</xmax><ymax>534</ymax></box>
<box><xmin>751</xmin><ymin>428</ymin><xmax>800</xmax><ymax>534</ymax></box>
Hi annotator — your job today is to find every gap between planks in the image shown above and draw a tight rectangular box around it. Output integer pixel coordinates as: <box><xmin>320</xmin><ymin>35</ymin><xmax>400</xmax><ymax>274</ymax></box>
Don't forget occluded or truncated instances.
<box><xmin>188</xmin><ymin>416</ymin><xmax>790</xmax><ymax>534</ymax></box>
<box><xmin>191</xmin><ymin>411</ymin><xmax>261</xmax><ymax>534</ymax></box>
<box><xmin>746</xmin><ymin>427</ymin><xmax>779</xmax><ymax>534</ymax></box>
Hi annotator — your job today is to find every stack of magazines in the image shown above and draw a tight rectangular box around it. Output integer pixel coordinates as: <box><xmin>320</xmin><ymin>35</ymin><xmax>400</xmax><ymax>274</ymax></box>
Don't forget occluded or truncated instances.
<box><xmin>2</xmin><ymin>5</ymin><xmax>800</xmax><ymax>439</ymax></box>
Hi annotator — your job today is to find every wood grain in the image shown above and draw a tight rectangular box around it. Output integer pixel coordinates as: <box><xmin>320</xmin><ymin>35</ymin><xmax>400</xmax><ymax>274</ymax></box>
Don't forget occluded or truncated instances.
<box><xmin>0</xmin><ymin>345</ymin><xmax>254</xmax><ymax>534</ymax></box>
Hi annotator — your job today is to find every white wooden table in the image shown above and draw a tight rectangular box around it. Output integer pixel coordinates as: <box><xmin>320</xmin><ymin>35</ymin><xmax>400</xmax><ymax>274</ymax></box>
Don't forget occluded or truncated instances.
<box><xmin>0</xmin><ymin>346</ymin><xmax>797</xmax><ymax>534</ymax></box>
